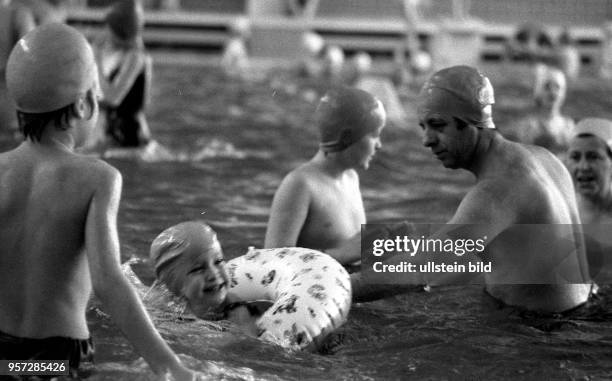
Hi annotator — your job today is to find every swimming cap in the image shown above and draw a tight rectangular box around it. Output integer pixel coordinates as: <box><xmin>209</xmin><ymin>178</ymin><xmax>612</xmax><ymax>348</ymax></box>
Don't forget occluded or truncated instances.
<box><xmin>150</xmin><ymin>221</ymin><xmax>222</xmax><ymax>277</ymax></box>
<box><xmin>352</xmin><ymin>52</ymin><xmax>372</xmax><ymax>74</ymax></box>
<box><xmin>6</xmin><ymin>23</ymin><xmax>97</xmax><ymax>114</ymax></box>
<box><xmin>316</xmin><ymin>86</ymin><xmax>386</xmax><ymax>153</ymax></box>
<box><xmin>418</xmin><ymin>65</ymin><xmax>495</xmax><ymax>129</ymax></box>
<box><xmin>302</xmin><ymin>31</ymin><xmax>324</xmax><ymax>56</ymax></box>
<box><xmin>573</xmin><ymin>118</ymin><xmax>612</xmax><ymax>151</ymax></box>
<box><xmin>106</xmin><ymin>0</ymin><xmax>144</xmax><ymax>41</ymax></box>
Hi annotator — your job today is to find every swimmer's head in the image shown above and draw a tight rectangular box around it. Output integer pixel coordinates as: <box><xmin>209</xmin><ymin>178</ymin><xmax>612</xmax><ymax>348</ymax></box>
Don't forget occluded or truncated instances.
<box><xmin>417</xmin><ymin>65</ymin><xmax>495</xmax><ymax>129</ymax></box>
<box><xmin>150</xmin><ymin>221</ymin><xmax>230</xmax><ymax>317</ymax></box>
<box><xmin>302</xmin><ymin>31</ymin><xmax>324</xmax><ymax>56</ymax></box>
<box><xmin>106</xmin><ymin>0</ymin><xmax>144</xmax><ymax>43</ymax></box>
<box><xmin>352</xmin><ymin>52</ymin><xmax>372</xmax><ymax>75</ymax></box>
<box><xmin>533</xmin><ymin>65</ymin><xmax>567</xmax><ymax>107</ymax></box>
<box><xmin>6</xmin><ymin>23</ymin><xmax>99</xmax><ymax>141</ymax></box>
<box><xmin>316</xmin><ymin>86</ymin><xmax>386</xmax><ymax>154</ymax></box>
<box><xmin>567</xmin><ymin>118</ymin><xmax>612</xmax><ymax>199</ymax></box>
<box><xmin>229</xmin><ymin>16</ymin><xmax>250</xmax><ymax>38</ymax></box>
<box><xmin>323</xmin><ymin>45</ymin><xmax>345</xmax><ymax>75</ymax></box>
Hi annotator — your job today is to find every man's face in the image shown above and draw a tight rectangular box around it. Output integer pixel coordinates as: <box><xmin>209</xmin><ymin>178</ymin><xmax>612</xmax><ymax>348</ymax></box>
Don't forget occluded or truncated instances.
<box><xmin>419</xmin><ymin>113</ymin><xmax>475</xmax><ymax>169</ymax></box>
<box><xmin>566</xmin><ymin>135</ymin><xmax>612</xmax><ymax>199</ymax></box>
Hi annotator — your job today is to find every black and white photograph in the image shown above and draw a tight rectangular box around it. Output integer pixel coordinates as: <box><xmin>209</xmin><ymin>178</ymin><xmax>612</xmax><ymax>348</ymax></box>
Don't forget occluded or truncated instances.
<box><xmin>1</xmin><ymin>0</ymin><xmax>611</xmax><ymax>380</ymax></box>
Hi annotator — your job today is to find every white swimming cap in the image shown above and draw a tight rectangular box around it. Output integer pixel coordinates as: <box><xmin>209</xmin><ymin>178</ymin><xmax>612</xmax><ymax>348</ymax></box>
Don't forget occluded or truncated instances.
<box><xmin>6</xmin><ymin>23</ymin><xmax>97</xmax><ymax>113</ymax></box>
<box><xmin>574</xmin><ymin>118</ymin><xmax>612</xmax><ymax>151</ymax></box>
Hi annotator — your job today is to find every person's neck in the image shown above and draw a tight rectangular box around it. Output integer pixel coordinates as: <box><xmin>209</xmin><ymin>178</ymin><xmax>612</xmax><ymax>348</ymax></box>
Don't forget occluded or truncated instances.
<box><xmin>536</xmin><ymin>102</ymin><xmax>561</xmax><ymax>120</ymax></box>
<box><xmin>312</xmin><ymin>150</ymin><xmax>352</xmax><ymax>177</ymax></box>
<box><xmin>30</xmin><ymin>127</ymin><xmax>76</xmax><ymax>153</ymax></box>
<box><xmin>466</xmin><ymin>129</ymin><xmax>497</xmax><ymax>178</ymax></box>
<box><xmin>581</xmin><ymin>188</ymin><xmax>612</xmax><ymax>211</ymax></box>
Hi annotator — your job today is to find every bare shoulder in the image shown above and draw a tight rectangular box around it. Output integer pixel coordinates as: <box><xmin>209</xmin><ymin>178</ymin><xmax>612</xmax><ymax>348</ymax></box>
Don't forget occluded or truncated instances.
<box><xmin>65</xmin><ymin>155</ymin><xmax>122</xmax><ymax>191</ymax></box>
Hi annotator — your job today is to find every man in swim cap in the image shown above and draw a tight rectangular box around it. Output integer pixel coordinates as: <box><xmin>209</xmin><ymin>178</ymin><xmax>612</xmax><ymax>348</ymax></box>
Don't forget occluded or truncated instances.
<box><xmin>350</xmin><ymin>65</ymin><xmax>593</xmax><ymax>313</ymax></box>
<box><xmin>0</xmin><ymin>23</ymin><xmax>201</xmax><ymax>380</ymax></box>
<box><xmin>265</xmin><ymin>86</ymin><xmax>386</xmax><ymax>265</ymax></box>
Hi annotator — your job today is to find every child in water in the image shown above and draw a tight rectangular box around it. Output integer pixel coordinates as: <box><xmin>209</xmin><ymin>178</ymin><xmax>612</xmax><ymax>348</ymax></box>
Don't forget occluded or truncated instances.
<box><xmin>144</xmin><ymin>221</ymin><xmax>351</xmax><ymax>350</ymax></box>
<box><xmin>93</xmin><ymin>0</ymin><xmax>152</xmax><ymax>148</ymax></box>
<box><xmin>0</xmin><ymin>23</ymin><xmax>200</xmax><ymax>380</ymax></box>
<box><xmin>264</xmin><ymin>87</ymin><xmax>386</xmax><ymax>265</ymax></box>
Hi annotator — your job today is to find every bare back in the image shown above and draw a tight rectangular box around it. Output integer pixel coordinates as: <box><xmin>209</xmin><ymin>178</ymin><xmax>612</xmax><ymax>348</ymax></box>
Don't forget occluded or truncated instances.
<box><xmin>471</xmin><ymin>139</ymin><xmax>591</xmax><ymax>311</ymax></box>
<box><xmin>0</xmin><ymin>143</ymin><xmax>111</xmax><ymax>338</ymax></box>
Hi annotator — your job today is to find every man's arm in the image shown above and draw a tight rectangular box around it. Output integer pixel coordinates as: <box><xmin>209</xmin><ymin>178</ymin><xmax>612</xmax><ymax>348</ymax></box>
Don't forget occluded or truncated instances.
<box><xmin>85</xmin><ymin>164</ymin><xmax>195</xmax><ymax>380</ymax></box>
<box><xmin>264</xmin><ymin>172</ymin><xmax>310</xmax><ymax>248</ymax></box>
<box><xmin>351</xmin><ymin>184</ymin><xmax>515</xmax><ymax>301</ymax></box>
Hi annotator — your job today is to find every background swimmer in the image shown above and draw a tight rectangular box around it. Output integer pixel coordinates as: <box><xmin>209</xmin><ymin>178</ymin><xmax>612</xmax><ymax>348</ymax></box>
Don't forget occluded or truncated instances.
<box><xmin>92</xmin><ymin>0</ymin><xmax>152</xmax><ymax>148</ymax></box>
<box><xmin>0</xmin><ymin>23</ymin><xmax>200</xmax><ymax>380</ymax></box>
<box><xmin>513</xmin><ymin>66</ymin><xmax>574</xmax><ymax>154</ymax></box>
<box><xmin>566</xmin><ymin>118</ymin><xmax>612</xmax><ymax>224</ymax></box>
<box><xmin>220</xmin><ymin>17</ymin><xmax>250</xmax><ymax>79</ymax></box>
<box><xmin>264</xmin><ymin>87</ymin><xmax>386</xmax><ymax>265</ymax></box>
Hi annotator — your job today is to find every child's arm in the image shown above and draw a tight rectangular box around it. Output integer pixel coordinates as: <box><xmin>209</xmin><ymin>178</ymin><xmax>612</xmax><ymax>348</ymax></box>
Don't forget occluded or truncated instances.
<box><xmin>98</xmin><ymin>49</ymin><xmax>146</xmax><ymax>107</ymax></box>
<box><xmin>264</xmin><ymin>172</ymin><xmax>311</xmax><ymax>248</ymax></box>
<box><xmin>85</xmin><ymin>164</ymin><xmax>196</xmax><ymax>381</ymax></box>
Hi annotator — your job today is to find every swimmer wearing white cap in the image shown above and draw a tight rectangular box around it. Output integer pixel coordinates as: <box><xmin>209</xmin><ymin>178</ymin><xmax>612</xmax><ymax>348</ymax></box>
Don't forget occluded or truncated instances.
<box><xmin>349</xmin><ymin>65</ymin><xmax>593</xmax><ymax>314</ymax></box>
<box><xmin>0</xmin><ymin>23</ymin><xmax>201</xmax><ymax>380</ymax></box>
<box><xmin>265</xmin><ymin>86</ymin><xmax>386</xmax><ymax>265</ymax></box>
<box><xmin>566</xmin><ymin>118</ymin><xmax>612</xmax><ymax>224</ymax></box>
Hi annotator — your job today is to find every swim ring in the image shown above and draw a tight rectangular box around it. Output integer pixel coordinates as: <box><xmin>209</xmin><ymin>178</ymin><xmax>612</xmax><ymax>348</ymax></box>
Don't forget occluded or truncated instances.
<box><xmin>225</xmin><ymin>247</ymin><xmax>352</xmax><ymax>351</ymax></box>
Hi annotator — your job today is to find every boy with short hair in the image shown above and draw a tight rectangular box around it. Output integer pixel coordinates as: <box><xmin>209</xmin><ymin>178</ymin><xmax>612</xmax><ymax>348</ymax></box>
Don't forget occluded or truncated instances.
<box><xmin>0</xmin><ymin>23</ymin><xmax>199</xmax><ymax>380</ymax></box>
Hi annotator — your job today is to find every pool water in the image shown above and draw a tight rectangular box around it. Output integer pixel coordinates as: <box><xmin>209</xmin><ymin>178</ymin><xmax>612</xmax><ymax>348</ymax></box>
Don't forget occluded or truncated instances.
<box><xmin>1</xmin><ymin>62</ymin><xmax>612</xmax><ymax>380</ymax></box>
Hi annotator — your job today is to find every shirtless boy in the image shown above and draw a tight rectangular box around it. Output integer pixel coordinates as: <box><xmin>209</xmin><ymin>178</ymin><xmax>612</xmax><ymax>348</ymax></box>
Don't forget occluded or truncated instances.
<box><xmin>265</xmin><ymin>87</ymin><xmax>386</xmax><ymax>265</ymax></box>
<box><xmin>0</xmin><ymin>24</ymin><xmax>199</xmax><ymax>380</ymax></box>
<box><xmin>351</xmin><ymin>66</ymin><xmax>592</xmax><ymax>313</ymax></box>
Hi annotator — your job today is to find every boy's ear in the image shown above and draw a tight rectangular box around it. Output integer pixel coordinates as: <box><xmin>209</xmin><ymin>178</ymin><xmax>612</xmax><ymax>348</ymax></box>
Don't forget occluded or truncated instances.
<box><xmin>73</xmin><ymin>90</ymin><xmax>97</xmax><ymax>120</ymax></box>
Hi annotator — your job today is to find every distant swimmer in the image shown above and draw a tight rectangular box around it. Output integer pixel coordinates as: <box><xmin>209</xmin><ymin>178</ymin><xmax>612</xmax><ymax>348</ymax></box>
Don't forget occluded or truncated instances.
<box><xmin>0</xmin><ymin>0</ymin><xmax>35</xmax><ymax>132</ymax></box>
<box><xmin>220</xmin><ymin>17</ymin><xmax>250</xmax><ymax>79</ymax></box>
<box><xmin>513</xmin><ymin>66</ymin><xmax>575</xmax><ymax>154</ymax></box>
<box><xmin>348</xmin><ymin>65</ymin><xmax>593</xmax><ymax>314</ymax></box>
<box><xmin>265</xmin><ymin>86</ymin><xmax>386</xmax><ymax>266</ymax></box>
<box><xmin>92</xmin><ymin>0</ymin><xmax>152</xmax><ymax>148</ymax></box>
<box><xmin>566</xmin><ymin>118</ymin><xmax>612</xmax><ymax>224</ymax></box>
<box><xmin>0</xmin><ymin>23</ymin><xmax>202</xmax><ymax>380</ymax></box>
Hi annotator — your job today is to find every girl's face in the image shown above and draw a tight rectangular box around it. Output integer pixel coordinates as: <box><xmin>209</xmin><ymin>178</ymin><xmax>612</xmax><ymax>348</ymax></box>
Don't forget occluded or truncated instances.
<box><xmin>180</xmin><ymin>242</ymin><xmax>230</xmax><ymax>318</ymax></box>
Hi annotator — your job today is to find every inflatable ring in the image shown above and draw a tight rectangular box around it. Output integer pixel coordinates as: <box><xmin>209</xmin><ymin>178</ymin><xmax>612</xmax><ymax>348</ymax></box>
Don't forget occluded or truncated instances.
<box><xmin>226</xmin><ymin>247</ymin><xmax>352</xmax><ymax>351</ymax></box>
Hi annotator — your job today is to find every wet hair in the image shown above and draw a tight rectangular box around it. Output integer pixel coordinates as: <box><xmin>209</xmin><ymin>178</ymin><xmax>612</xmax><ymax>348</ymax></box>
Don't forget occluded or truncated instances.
<box><xmin>17</xmin><ymin>104</ymin><xmax>75</xmax><ymax>142</ymax></box>
<box><xmin>576</xmin><ymin>133</ymin><xmax>612</xmax><ymax>159</ymax></box>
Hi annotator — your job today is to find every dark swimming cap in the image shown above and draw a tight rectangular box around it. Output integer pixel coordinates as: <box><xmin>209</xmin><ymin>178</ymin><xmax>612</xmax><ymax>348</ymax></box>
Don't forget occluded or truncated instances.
<box><xmin>6</xmin><ymin>23</ymin><xmax>97</xmax><ymax>113</ymax></box>
<box><xmin>106</xmin><ymin>0</ymin><xmax>144</xmax><ymax>41</ymax></box>
<box><xmin>418</xmin><ymin>65</ymin><xmax>495</xmax><ymax>129</ymax></box>
<box><xmin>317</xmin><ymin>86</ymin><xmax>386</xmax><ymax>153</ymax></box>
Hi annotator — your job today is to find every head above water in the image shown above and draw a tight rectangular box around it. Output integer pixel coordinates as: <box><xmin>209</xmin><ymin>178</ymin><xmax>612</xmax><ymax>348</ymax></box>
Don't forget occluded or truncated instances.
<box><xmin>533</xmin><ymin>65</ymin><xmax>567</xmax><ymax>107</ymax></box>
<box><xmin>106</xmin><ymin>0</ymin><xmax>144</xmax><ymax>42</ymax></box>
<box><xmin>150</xmin><ymin>221</ymin><xmax>229</xmax><ymax>315</ymax></box>
<box><xmin>417</xmin><ymin>65</ymin><xmax>495</xmax><ymax>129</ymax></box>
<box><xmin>316</xmin><ymin>86</ymin><xmax>386</xmax><ymax>153</ymax></box>
<box><xmin>573</xmin><ymin>118</ymin><xmax>612</xmax><ymax>156</ymax></box>
<box><xmin>6</xmin><ymin>23</ymin><xmax>97</xmax><ymax>114</ymax></box>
